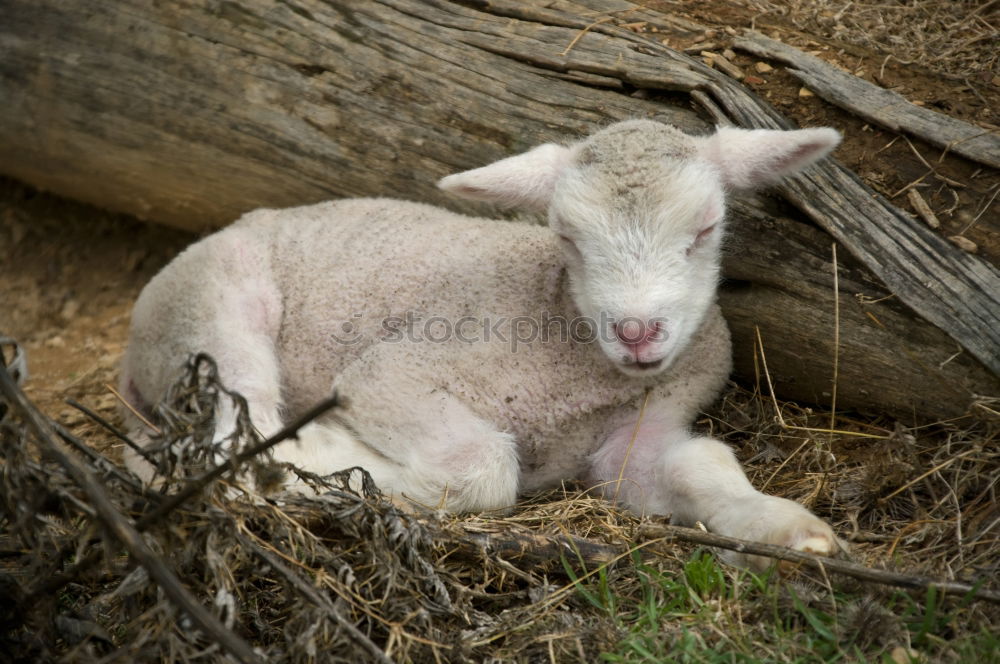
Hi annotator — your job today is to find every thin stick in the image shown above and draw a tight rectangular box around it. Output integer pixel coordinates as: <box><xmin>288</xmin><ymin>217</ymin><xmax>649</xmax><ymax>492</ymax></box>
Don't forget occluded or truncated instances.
<box><xmin>754</xmin><ymin>325</ymin><xmax>787</xmax><ymax>427</ymax></box>
<box><xmin>637</xmin><ymin>523</ymin><xmax>1000</xmax><ymax>603</ymax></box>
<box><xmin>613</xmin><ymin>388</ymin><xmax>651</xmax><ymax>505</ymax></box>
<box><xmin>559</xmin><ymin>15</ymin><xmax>614</xmax><ymax>56</ymax></box>
<box><xmin>456</xmin><ymin>519</ymin><xmax>1000</xmax><ymax>605</ymax></box>
<box><xmin>236</xmin><ymin>531</ymin><xmax>395</xmax><ymax>664</ymax></box>
<box><xmin>137</xmin><ymin>394</ymin><xmax>342</xmax><ymax>527</ymax></box>
<box><xmin>293</xmin><ymin>503</ymin><xmax>1000</xmax><ymax>604</ymax></box>
<box><xmin>66</xmin><ymin>398</ymin><xmax>157</xmax><ymax>465</ymax></box>
<box><xmin>830</xmin><ymin>243</ymin><xmax>840</xmax><ymax>436</ymax></box>
<box><xmin>105</xmin><ymin>382</ymin><xmax>161</xmax><ymax>434</ymax></box>
<box><xmin>0</xmin><ymin>365</ymin><xmax>264</xmax><ymax>664</ymax></box>
<box><xmin>47</xmin><ymin>420</ymin><xmax>156</xmax><ymax>496</ymax></box>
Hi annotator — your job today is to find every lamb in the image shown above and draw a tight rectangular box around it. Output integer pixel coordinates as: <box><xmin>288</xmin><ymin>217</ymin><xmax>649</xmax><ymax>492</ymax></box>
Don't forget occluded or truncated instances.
<box><xmin>120</xmin><ymin>119</ymin><xmax>842</xmax><ymax>570</ymax></box>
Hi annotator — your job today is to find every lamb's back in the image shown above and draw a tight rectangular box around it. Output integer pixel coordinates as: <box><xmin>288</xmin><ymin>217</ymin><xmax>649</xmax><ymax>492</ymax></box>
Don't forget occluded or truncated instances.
<box><xmin>238</xmin><ymin>199</ymin><xmax>561</xmax><ymax>414</ymax></box>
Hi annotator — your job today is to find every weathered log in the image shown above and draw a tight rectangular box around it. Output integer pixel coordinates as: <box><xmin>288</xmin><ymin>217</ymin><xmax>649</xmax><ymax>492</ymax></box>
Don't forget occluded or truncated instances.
<box><xmin>0</xmin><ymin>0</ymin><xmax>996</xmax><ymax>419</ymax></box>
<box><xmin>733</xmin><ymin>32</ymin><xmax>1000</xmax><ymax>170</ymax></box>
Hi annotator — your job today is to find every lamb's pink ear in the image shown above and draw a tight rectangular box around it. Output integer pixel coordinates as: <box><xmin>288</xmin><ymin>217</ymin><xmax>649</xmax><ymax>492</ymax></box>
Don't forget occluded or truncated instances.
<box><xmin>438</xmin><ymin>143</ymin><xmax>575</xmax><ymax>211</ymax></box>
<box><xmin>697</xmin><ymin>126</ymin><xmax>841</xmax><ymax>190</ymax></box>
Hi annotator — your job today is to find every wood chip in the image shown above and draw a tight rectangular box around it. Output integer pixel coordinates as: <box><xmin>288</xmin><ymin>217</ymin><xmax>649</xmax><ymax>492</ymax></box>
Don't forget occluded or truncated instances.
<box><xmin>744</xmin><ymin>74</ymin><xmax>766</xmax><ymax>85</ymax></box>
<box><xmin>723</xmin><ymin>48</ymin><xmax>736</xmax><ymax>60</ymax></box>
<box><xmin>619</xmin><ymin>21</ymin><xmax>647</xmax><ymax>32</ymax></box>
<box><xmin>700</xmin><ymin>51</ymin><xmax>744</xmax><ymax>80</ymax></box>
<box><xmin>755</xmin><ymin>61</ymin><xmax>774</xmax><ymax>73</ymax></box>
<box><xmin>906</xmin><ymin>189</ymin><xmax>941</xmax><ymax>229</ymax></box>
<box><xmin>948</xmin><ymin>235</ymin><xmax>978</xmax><ymax>253</ymax></box>
<box><xmin>798</xmin><ymin>87</ymin><xmax>815</xmax><ymax>97</ymax></box>
<box><xmin>684</xmin><ymin>41</ymin><xmax>717</xmax><ymax>53</ymax></box>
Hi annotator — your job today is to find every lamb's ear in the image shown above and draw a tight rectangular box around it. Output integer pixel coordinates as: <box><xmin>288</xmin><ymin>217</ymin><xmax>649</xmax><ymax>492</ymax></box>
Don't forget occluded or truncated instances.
<box><xmin>438</xmin><ymin>143</ymin><xmax>575</xmax><ymax>211</ymax></box>
<box><xmin>697</xmin><ymin>126</ymin><xmax>841</xmax><ymax>190</ymax></box>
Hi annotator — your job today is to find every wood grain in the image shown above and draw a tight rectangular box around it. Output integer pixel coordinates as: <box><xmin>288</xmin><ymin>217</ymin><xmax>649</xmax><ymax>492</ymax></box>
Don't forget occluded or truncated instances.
<box><xmin>733</xmin><ymin>31</ymin><xmax>1000</xmax><ymax>170</ymax></box>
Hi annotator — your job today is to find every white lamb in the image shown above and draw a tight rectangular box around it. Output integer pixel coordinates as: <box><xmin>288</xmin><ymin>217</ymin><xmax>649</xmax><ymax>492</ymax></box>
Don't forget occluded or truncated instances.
<box><xmin>120</xmin><ymin>119</ymin><xmax>842</xmax><ymax>570</ymax></box>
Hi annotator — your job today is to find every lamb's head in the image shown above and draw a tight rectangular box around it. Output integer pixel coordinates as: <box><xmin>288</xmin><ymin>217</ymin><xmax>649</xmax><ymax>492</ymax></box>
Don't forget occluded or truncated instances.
<box><xmin>439</xmin><ymin>120</ymin><xmax>840</xmax><ymax>376</ymax></box>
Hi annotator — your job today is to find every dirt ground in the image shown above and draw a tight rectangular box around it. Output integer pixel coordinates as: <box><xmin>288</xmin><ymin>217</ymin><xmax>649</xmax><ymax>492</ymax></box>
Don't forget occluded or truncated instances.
<box><xmin>0</xmin><ymin>181</ymin><xmax>192</xmax><ymax>450</ymax></box>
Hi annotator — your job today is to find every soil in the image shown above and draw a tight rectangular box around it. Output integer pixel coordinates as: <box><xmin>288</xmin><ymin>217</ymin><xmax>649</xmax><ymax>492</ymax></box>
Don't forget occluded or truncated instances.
<box><xmin>0</xmin><ymin>181</ymin><xmax>192</xmax><ymax>450</ymax></box>
<box><xmin>1</xmin><ymin>0</ymin><xmax>997</xmax><ymax>437</ymax></box>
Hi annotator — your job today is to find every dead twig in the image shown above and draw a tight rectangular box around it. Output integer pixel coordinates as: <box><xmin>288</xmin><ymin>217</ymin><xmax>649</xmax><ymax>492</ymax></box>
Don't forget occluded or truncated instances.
<box><xmin>0</xmin><ymin>363</ymin><xmax>265</xmax><ymax>664</ymax></box>
<box><xmin>49</xmin><ymin>420</ymin><xmax>153</xmax><ymax>496</ymax></box>
<box><xmin>417</xmin><ymin>515</ymin><xmax>1000</xmax><ymax>604</ymax></box>
<box><xmin>20</xmin><ymin>375</ymin><xmax>340</xmax><ymax>616</ymax></box>
<box><xmin>66</xmin><ymin>397</ymin><xmax>157</xmax><ymax>466</ymax></box>
<box><xmin>105</xmin><ymin>382</ymin><xmax>161</xmax><ymax>434</ymax></box>
<box><xmin>136</xmin><ymin>393</ymin><xmax>342</xmax><ymax>527</ymax></box>
<box><xmin>638</xmin><ymin>523</ymin><xmax>1000</xmax><ymax>603</ymax></box>
<box><xmin>236</xmin><ymin>531</ymin><xmax>396</xmax><ymax>664</ymax></box>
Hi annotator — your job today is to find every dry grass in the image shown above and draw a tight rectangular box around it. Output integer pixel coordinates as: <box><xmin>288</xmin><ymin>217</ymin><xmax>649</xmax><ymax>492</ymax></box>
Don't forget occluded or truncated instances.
<box><xmin>711</xmin><ymin>384</ymin><xmax>999</xmax><ymax>579</ymax></box>
<box><xmin>739</xmin><ymin>0</ymin><xmax>999</xmax><ymax>82</ymax></box>
<box><xmin>1</xmin><ymin>346</ymin><xmax>998</xmax><ymax>663</ymax></box>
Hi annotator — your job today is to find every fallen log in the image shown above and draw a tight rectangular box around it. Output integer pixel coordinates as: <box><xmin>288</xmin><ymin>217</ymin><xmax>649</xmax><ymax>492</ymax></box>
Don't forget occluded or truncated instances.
<box><xmin>0</xmin><ymin>0</ymin><xmax>996</xmax><ymax>418</ymax></box>
<box><xmin>733</xmin><ymin>31</ymin><xmax>1000</xmax><ymax>170</ymax></box>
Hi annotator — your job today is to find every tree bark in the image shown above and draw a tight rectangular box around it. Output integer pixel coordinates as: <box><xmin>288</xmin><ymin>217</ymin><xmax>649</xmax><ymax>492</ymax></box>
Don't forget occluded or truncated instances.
<box><xmin>733</xmin><ymin>32</ymin><xmax>1000</xmax><ymax>171</ymax></box>
<box><xmin>0</xmin><ymin>0</ymin><xmax>996</xmax><ymax>419</ymax></box>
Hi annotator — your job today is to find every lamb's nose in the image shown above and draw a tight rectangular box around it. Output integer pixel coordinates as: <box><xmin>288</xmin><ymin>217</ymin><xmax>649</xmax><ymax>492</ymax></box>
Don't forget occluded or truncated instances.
<box><xmin>612</xmin><ymin>319</ymin><xmax>664</xmax><ymax>347</ymax></box>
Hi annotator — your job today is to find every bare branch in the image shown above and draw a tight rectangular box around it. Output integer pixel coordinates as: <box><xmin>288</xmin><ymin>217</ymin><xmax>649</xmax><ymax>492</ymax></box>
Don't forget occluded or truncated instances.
<box><xmin>0</xmin><ymin>364</ymin><xmax>265</xmax><ymax>664</ymax></box>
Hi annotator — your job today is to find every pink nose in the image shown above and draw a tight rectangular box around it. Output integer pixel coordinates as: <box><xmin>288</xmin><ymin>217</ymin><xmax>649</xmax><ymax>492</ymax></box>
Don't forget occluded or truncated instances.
<box><xmin>613</xmin><ymin>319</ymin><xmax>664</xmax><ymax>349</ymax></box>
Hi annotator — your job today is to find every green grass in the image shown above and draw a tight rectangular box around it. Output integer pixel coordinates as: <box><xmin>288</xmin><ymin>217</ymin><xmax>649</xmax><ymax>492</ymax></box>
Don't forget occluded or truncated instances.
<box><xmin>562</xmin><ymin>549</ymin><xmax>997</xmax><ymax>664</ymax></box>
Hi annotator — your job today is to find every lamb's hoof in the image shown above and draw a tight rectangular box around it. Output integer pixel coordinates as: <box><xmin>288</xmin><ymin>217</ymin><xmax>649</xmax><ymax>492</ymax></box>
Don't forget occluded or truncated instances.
<box><xmin>718</xmin><ymin>496</ymin><xmax>843</xmax><ymax>573</ymax></box>
<box><xmin>773</xmin><ymin>528</ymin><xmax>842</xmax><ymax>576</ymax></box>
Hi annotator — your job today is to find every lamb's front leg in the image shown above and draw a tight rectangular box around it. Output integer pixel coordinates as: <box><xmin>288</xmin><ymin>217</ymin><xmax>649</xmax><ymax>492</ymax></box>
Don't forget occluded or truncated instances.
<box><xmin>590</xmin><ymin>419</ymin><xmax>838</xmax><ymax>571</ymax></box>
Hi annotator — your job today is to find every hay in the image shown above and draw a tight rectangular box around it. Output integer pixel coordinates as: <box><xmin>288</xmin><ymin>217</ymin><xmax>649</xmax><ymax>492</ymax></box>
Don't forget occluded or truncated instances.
<box><xmin>1</xmin><ymin>342</ymin><xmax>998</xmax><ymax>662</ymax></box>
<box><xmin>0</xmin><ymin>351</ymin><xmax>626</xmax><ymax>662</ymax></box>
